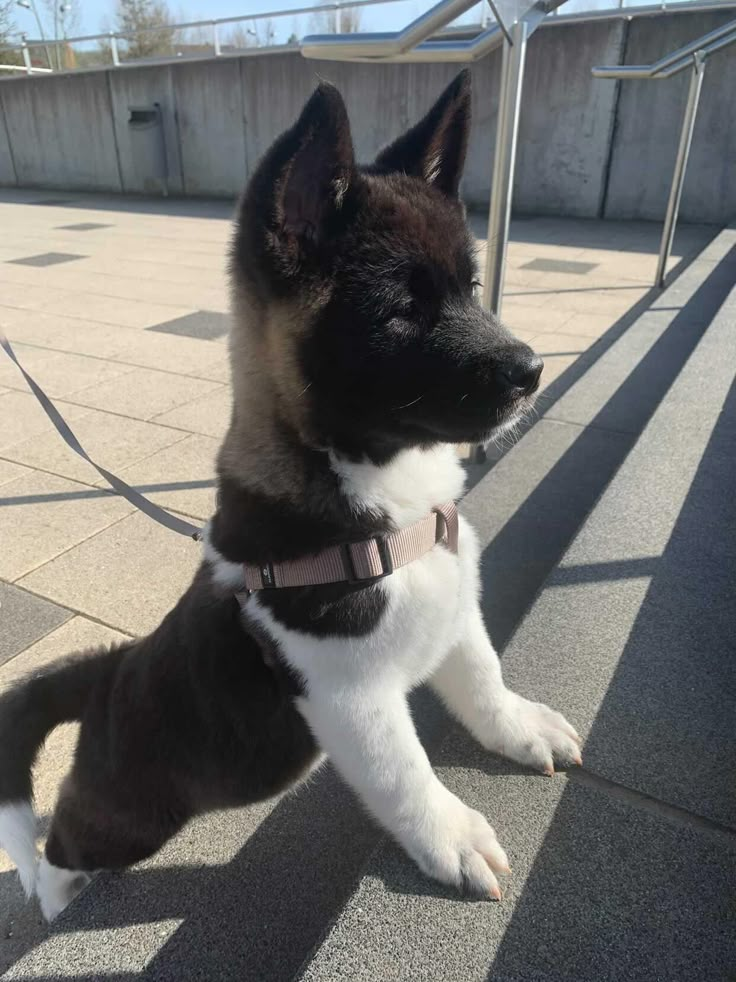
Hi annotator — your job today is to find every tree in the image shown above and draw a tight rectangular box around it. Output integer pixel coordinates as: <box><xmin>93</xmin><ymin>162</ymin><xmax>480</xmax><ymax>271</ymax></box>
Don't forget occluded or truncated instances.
<box><xmin>0</xmin><ymin>1</ymin><xmax>23</xmax><ymax>72</ymax></box>
<box><xmin>116</xmin><ymin>0</ymin><xmax>175</xmax><ymax>59</ymax></box>
<box><xmin>309</xmin><ymin>2</ymin><xmax>362</xmax><ymax>34</ymax></box>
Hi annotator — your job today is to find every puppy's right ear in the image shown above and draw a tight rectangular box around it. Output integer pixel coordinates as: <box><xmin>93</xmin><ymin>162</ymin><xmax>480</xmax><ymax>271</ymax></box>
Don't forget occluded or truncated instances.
<box><xmin>249</xmin><ymin>83</ymin><xmax>355</xmax><ymax>255</ymax></box>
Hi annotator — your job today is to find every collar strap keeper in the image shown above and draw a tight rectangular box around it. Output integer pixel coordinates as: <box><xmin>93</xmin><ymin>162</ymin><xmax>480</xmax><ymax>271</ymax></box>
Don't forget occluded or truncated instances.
<box><xmin>244</xmin><ymin>502</ymin><xmax>458</xmax><ymax>591</ymax></box>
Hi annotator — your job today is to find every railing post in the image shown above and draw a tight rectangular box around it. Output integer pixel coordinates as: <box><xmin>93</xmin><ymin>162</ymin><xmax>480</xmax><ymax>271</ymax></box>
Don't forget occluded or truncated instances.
<box><xmin>21</xmin><ymin>39</ymin><xmax>32</xmax><ymax>74</ymax></box>
<box><xmin>482</xmin><ymin>16</ymin><xmax>529</xmax><ymax>319</ymax></box>
<box><xmin>109</xmin><ymin>32</ymin><xmax>120</xmax><ymax>66</ymax></box>
<box><xmin>213</xmin><ymin>21</ymin><xmax>222</xmax><ymax>56</ymax></box>
<box><xmin>655</xmin><ymin>50</ymin><xmax>706</xmax><ymax>288</ymax></box>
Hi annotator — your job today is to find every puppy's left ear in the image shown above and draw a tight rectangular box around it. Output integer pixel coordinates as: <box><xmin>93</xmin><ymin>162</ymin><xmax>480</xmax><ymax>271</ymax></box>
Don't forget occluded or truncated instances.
<box><xmin>373</xmin><ymin>70</ymin><xmax>471</xmax><ymax>197</ymax></box>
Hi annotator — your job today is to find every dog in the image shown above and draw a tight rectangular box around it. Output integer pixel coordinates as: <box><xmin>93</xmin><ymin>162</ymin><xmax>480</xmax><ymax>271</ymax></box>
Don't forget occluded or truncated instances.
<box><xmin>0</xmin><ymin>70</ymin><xmax>580</xmax><ymax>923</ymax></box>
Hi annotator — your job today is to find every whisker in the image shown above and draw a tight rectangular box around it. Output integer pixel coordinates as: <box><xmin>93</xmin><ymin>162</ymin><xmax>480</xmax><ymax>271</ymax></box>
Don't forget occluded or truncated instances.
<box><xmin>393</xmin><ymin>394</ymin><xmax>424</xmax><ymax>410</ymax></box>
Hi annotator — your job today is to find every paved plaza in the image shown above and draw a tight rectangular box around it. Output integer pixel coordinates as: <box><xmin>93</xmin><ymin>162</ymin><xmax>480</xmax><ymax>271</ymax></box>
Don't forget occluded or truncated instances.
<box><xmin>0</xmin><ymin>189</ymin><xmax>732</xmax><ymax>980</ymax></box>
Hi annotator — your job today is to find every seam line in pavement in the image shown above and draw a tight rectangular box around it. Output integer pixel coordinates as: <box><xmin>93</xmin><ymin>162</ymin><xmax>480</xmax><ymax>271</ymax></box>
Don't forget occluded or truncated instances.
<box><xmin>9</xmin><ymin>509</ymin><xmax>137</xmax><ymax>585</ymax></box>
<box><xmin>0</xmin><ymin>338</ymin><xmax>228</xmax><ymax>381</ymax></box>
<box><xmin>568</xmin><ymin>767</ymin><xmax>736</xmax><ymax>845</ymax></box>
<box><xmin>540</xmin><ymin>414</ymin><xmax>639</xmax><ymax>437</ymax></box>
<box><xmin>0</xmin><ymin>459</ymin><xmax>209</xmax><ymax>525</ymax></box>
<box><xmin>0</xmin><ymin>578</ymin><xmax>136</xmax><ymax>656</ymax></box>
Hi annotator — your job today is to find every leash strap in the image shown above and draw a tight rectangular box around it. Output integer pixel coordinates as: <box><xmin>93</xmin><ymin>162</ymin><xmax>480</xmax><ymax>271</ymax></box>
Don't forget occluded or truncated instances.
<box><xmin>0</xmin><ymin>330</ymin><xmax>201</xmax><ymax>540</ymax></box>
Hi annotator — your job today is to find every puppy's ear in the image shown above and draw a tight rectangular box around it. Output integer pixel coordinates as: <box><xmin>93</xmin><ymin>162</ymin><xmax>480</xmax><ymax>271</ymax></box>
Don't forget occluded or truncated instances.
<box><xmin>253</xmin><ymin>82</ymin><xmax>355</xmax><ymax>250</ymax></box>
<box><xmin>373</xmin><ymin>70</ymin><xmax>471</xmax><ymax>197</ymax></box>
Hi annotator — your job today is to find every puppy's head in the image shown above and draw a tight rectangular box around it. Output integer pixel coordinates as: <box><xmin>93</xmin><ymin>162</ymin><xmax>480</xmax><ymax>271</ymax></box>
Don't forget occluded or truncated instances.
<box><xmin>231</xmin><ymin>70</ymin><xmax>542</xmax><ymax>458</ymax></box>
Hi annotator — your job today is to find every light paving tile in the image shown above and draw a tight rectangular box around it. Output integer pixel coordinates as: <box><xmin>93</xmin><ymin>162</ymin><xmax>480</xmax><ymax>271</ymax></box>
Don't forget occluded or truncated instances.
<box><xmin>0</xmin><ymin>468</ymin><xmax>133</xmax><ymax>580</ymax></box>
<box><xmin>3</xmin><ymin>408</ymin><xmax>190</xmax><ymax>486</ymax></box>
<box><xmin>501</xmin><ymin>301</ymin><xmax>573</xmax><ymax>334</ymax></box>
<box><xmin>0</xmin><ymin>279</ymin><xmax>78</xmax><ymax>311</ymax></box>
<box><xmin>531</xmin><ymin>331</ymin><xmax>592</xmax><ymax>359</ymax></box>
<box><xmin>557</xmin><ymin>311</ymin><xmax>626</xmax><ymax>339</ymax></box>
<box><xmin>0</xmin><ymin>344</ymin><xmax>136</xmax><ymax>398</ymax></box>
<box><xmin>111</xmin><ymin>328</ymin><xmax>232</xmax><ymax>380</ymax></box>
<box><xmin>0</xmin><ymin>391</ymin><xmax>90</xmax><ymax>453</ymax></box>
<box><xmin>152</xmin><ymin>386</ymin><xmax>232</xmax><ymax>438</ymax></box>
<box><xmin>38</xmin><ymin>293</ymin><xmax>196</xmax><ymax>330</ymax></box>
<box><xmin>114</xmin><ymin>433</ymin><xmax>219</xmax><ymax>521</ymax></box>
<box><xmin>19</xmin><ymin>510</ymin><xmax>201</xmax><ymax>636</ymax></box>
<box><xmin>0</xmin><ymin>457</ymin><xmax>33</xmax><ymax>488</ymax></box>
<box><xmin>0</xmin><ymin>307</ymin><xmax>138</xmax><ymax>360</ymax></box>
<box><xmin>66</xmin><ymin>368</ymin><xmax>223</xmax><ymax>421</ymax></box>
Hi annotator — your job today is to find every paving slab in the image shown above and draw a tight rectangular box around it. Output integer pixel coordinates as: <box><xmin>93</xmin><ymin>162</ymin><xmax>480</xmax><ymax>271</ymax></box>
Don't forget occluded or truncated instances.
<box><xmin>65</xmin><ymin>368</ymin><xmax>223</xmax><ymax>422</ymax></box>
<box><xmin>0</xmin><ymin>391</ymin><xmax>90</xmax><ymax>454</ymax></box>
<box><xmin>2</xmin><ymin>409</ymin><xmax>189</xmax><ymax>487</ymax></box>
<box><xmin>38</xmin><ymin>294</ymin><xmax>196</xmax><ymax>331</ymax></box>
<box><xmin>7</xmin><ymin>253</ymin><xmax>85</xmax><ymax>267</ymax></box>
<box><xmin>0</xmin><ymin>617</ymin><xmax>130</xmax><ymax>977</ymax></box>
<box><xmin>297</xmin><ymin>730</ymin><xmax>736</xmax><ymax>982</ymax></box>
<box><xmin>499</xmin><ymin>281</ymin><xmax>736</xmax><ymax>827</ymax></box>
<box><xmin>0</xmin><ymin>470</ymin><xmax>133</xmax><ymax>581</ymax></box>
<box><xmin>0</xmin><ymin>582</ymin><xmax>72</xmax><ymax>669</ymax></box>
<box><xmin>461</xmin><ymin>418</ymin><xmax>630</xmax><ymax>649</ymax></box>
<box><xmin>0</xmin><ymin>345</ymin><xmax>136</xmax><ymax>399</ymax></box>
<box><xmin>18</xmin><ymin>510</ymin><xmax>201</xmax><ymax>636</ymax></box>
<box><xmin>152</xmin><ymin>387</ymin><xmax>232</xmax><ymax>439</ymax></box>
<box><xmin>147</xmin><ymin>310</ymin><xmax>230</xmax><ymax>341</ymax></box>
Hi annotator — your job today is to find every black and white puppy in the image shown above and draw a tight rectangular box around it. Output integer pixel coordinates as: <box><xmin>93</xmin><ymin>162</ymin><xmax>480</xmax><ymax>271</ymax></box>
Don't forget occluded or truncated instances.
<box><xmin>0</xmin><ymin>71</ymin><xmax>581</xmax><ymax>922</ymax></box>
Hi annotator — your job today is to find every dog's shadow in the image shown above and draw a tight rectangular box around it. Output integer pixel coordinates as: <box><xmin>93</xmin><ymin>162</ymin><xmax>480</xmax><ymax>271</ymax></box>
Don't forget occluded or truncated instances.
<box><xmin>3</xmin><ymin>693</ymin><xmax>545</xmax><ymax>980</ymax></box>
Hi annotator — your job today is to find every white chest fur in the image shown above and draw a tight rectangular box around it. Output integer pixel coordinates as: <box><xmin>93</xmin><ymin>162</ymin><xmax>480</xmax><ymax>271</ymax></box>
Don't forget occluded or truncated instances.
<box><xmin>246</xmin><ymin>444</ymin><xmax>479</xmax><ymax>693</ymax></box>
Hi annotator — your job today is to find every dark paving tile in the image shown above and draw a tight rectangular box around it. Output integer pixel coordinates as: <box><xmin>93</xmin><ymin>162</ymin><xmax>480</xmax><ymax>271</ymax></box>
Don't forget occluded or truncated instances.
<box><xmin>522</xmin><ymin>257</ymin><xmax>598</xmax><ymax>274</ymax></box>
<box><xmin>147</xmin><ymin>310</ymin><xmax>229</xmax><ymax>341</ymax></box>
<box><xmin>298</xmin><ymin>731</ymin><xmax>736</xmax><ymax>982</ymax></box>
<box><xmin>56</xmin><ymin>223</ymin><xmax>112</xmax><ymax>232</ymax></box>
<box><xmin>28</xmin><ymin>198</ymin><xmax>73</xmax><ymax>207</ymax></box>
<box><xmin>0</xmin><ymin>582</ymin><xmax>72</xmax><ymax>668</ymax></box>
<box><xmin>7</xmin><ymin>252</ymin><xmax>86</xmax><ymax>267</ymax></box>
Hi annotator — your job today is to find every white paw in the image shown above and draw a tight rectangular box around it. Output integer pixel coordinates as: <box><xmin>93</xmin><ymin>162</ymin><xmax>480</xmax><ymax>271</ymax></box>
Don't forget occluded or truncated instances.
<box><xmin>484</xmin><ymin>691</ymin><xmax>582</xmax><ymax>775</ymax></box>
<box><xmin>37</xmin><ymin>856</ymin><xmax>91</xmax><ymax>922</ymax></box>
<box><xmin>402</xmin><ymin>786</ymin><xmax>510</xmax><ymax>899</ymax></box>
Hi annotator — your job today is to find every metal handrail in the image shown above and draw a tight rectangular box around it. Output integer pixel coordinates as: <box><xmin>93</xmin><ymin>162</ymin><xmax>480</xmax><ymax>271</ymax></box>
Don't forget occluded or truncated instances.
<box><xmin>592</xmin><ymin>18</ymin><xmax>736</xmax><ymax>287</ymax></box>
<box><xmin>591</xmin><ymin>16</ymin><xmax>736</xmax><ymax>77</ymax></box>
<box><xmin>301</xmin><ymin>0</ymin><xmax>480</xmax><ymax>59</ymax></box>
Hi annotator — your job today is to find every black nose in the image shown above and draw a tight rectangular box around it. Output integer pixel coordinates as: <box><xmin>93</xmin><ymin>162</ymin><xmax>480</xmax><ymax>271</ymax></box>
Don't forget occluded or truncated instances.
<box><xmin>495</xmin><ymin>350</ymin><xmax>544</xmax><ymax>395</ymax></box>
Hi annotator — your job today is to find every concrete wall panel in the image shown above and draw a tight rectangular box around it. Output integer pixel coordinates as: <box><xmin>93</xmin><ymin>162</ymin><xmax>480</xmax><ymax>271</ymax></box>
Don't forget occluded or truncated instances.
<box><xmin>0</xmin><ymin>72</ymin><xmax>121</xmax><ymax>191</ymax></box>
<box><xmin>109</xmin><ymin>65</ymin><xmax>184</xmax><ymax>194</ymax></box>
<box><xmin>172</xmin><ymin>59</ymin><xmax>247</xmax><ymax>196</ymax></box>
<box><xmin>0</xmin><ymin>90</ymin><xmax>17</xmax><ymax>187</ymax></box>
<box><xmin>514</xmin><ymin>20</ymin><xmax>626</xmax><ymax>217</ymax></box>
<box><xmin>605</xmin><ymin>11</ymin><xmax>736</xmax><ymax>224</ymax></box>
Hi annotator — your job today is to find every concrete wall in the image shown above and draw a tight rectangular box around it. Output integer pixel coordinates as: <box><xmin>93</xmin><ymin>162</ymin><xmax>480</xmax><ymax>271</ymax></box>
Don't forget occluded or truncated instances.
<box><xmin>604</xmin><ymin>10</ymin><xmax>736</xmax><ymax>223</ymax></box>
<box><xmin>0</xmin><ymin>9</ymin><xmax>734</xmax><ymax>224</ymax></box>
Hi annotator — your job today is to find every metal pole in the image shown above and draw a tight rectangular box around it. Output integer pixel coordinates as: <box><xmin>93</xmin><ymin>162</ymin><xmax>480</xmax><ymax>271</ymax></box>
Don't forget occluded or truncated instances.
<box><xmin>212</xmin><ymin>20</ymin><xmax>221</xmax><ymax>56</ymax></box>
<box><xmin>21</xmin><ymin>38</ymin><xmax>32</xmax><ymax>73</ymax></box>
<box><xmin>655</xmin><ymin>51</ymin><xmax>705</xmax><ymax>288</ymax></box>
<box><xmin>109</xmin><ymin>31</ymin><xmax>120</xmax><ymax>66</ymax></box>
<box><xmin>482</xmin><ymin>17</ymin><xmax>528</xmax><ymax>318</ymax></box>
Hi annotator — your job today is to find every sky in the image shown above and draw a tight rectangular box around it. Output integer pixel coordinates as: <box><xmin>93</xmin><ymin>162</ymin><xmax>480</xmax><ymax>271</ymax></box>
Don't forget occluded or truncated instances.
<box><xmin>12</xmin><ymin>0</ymin><xmax>428</xmax><ymax>42</ymax></box>
<box><xmin>11</xmin><ymin>0</ymin><xmax>675</xmax><ymax>46</ymax></box>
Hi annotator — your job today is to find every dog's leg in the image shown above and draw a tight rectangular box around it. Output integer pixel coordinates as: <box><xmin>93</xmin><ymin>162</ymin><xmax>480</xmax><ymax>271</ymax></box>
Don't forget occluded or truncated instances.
<box><xmin>39</xmin><ymin>776</ymin><xmax>185</xmax><ymax>922</ymax></box>
<box><xmin>298</xmin><ymin>686</ymin><xmax>510</xmax><ymax>898</ymax></box>
<box><xmin>430</xmin><ymin>609</ymin><xmax>582</xmax><ymax>775</ymax></box>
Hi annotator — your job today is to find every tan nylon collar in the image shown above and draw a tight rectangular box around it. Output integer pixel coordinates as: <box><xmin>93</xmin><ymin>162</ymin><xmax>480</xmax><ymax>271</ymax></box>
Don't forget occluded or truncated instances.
<box><xmin>243</xmin><ymin>502</ymin><xmax>459</xmax><ymax>591</ymax></box>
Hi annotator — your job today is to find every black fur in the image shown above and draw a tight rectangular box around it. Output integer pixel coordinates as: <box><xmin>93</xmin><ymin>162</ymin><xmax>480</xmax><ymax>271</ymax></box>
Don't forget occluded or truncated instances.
<box><xmin>0</xmin><ymin>72</ymin><xmax>544</xmax><ymax>886</ymax></box>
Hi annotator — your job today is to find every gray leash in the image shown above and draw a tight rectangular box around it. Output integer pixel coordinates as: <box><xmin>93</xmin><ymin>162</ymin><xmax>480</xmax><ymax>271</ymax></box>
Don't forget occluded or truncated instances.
<box><xmin>0</xmin><ymin>330</ymin><xmax>202</xmax><ymax>541</ymax></box>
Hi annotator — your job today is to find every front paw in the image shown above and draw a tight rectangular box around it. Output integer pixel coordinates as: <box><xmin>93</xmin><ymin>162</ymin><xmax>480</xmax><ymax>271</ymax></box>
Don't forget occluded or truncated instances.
<box><xmin>402</xmin><ymin>787</ymin><xmax>510</xmax><ymax>899</ymax></box>
<box><xmin>485</xmin><ymin>692</ymin><xmax>582</xmax><ymax>775</ymax></box>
